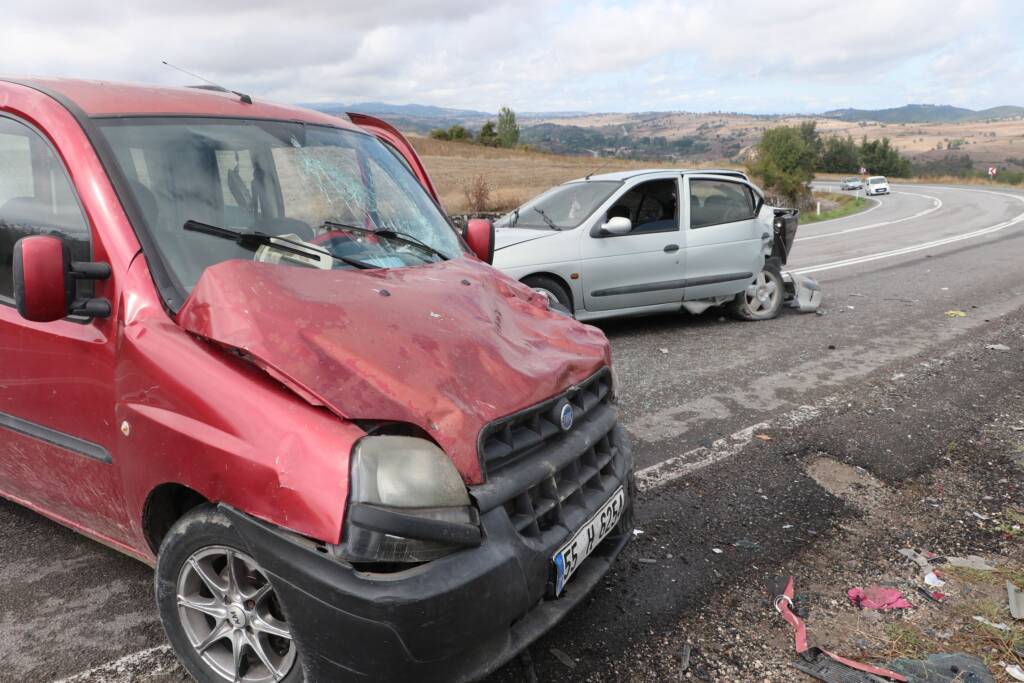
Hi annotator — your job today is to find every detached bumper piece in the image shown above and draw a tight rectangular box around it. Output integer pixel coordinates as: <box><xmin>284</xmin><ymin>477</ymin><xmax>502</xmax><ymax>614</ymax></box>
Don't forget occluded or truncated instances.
<box><xmin>782</xmin><ymin>272</ymin><xmax>822</xmax><ymax>313</ymax></box>
<box><xmin>223</xmin><ymin>370</ymin><xmax>634</xmax><ymax>682</ymax></box>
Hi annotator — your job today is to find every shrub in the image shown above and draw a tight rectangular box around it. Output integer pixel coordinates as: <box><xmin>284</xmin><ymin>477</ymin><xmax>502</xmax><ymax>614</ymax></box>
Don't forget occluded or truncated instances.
<box><xmin>462</xmin><ymin>174</ymin><xmax>492</xmax><ymax>212</ymax></box>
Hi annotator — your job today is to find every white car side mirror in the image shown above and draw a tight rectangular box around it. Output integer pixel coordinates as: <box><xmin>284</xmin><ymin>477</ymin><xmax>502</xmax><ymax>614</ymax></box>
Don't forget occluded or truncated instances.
<box><xmin>600</xmin><ymin>216</ymin><xmax>632</xmax><ymax>235</ymax></box>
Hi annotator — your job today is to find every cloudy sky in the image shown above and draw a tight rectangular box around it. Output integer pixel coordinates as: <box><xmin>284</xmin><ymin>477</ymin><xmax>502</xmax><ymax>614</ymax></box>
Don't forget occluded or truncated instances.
<box><xmin>3</xmin><ymin>0</ymin><xmax>1022</xmax><ymax>114</ymax></box>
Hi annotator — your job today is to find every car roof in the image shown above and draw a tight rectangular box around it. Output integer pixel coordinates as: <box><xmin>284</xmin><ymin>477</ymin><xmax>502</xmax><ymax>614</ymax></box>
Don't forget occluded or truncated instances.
<box><xmin>1</xmin><ymin>77</ymin><xmax>361</xmax><ymax>131</ymax></box>
<box><xmin>566</xmin><ymin>168</ymin><xmax>749</xmax><ymax>184</ymax></box>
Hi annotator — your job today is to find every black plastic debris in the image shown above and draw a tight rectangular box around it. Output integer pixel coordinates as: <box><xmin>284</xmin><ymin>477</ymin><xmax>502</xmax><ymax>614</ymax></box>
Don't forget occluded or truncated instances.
<box><xmin>887</xmin><ymin>653</ymin><xmax>994</xmax><ymax>683</ymax></box>
<box><xmin>792</xmin><ymin>657</ymin><xmax>891</xmax><ymax>682</ymax></box>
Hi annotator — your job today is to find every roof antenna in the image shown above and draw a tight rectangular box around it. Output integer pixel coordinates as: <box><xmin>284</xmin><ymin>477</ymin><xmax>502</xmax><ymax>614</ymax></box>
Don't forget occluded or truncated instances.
<box><xmin>161</xmin><ymin>60</ymin><xmax>252</xmax><ymax>104</ymax></box>
<box><xmin>584</xmin><ymin>156</ymin><xmax>614</xmax><ymax>180</ymax></box>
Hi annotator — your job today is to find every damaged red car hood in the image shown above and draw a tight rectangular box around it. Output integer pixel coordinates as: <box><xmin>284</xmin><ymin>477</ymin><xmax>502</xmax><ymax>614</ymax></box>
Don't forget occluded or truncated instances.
<box><xmin>176</xmin><ymin>257</ymin><xmax>610</xmax><ymax>483</ymax></box>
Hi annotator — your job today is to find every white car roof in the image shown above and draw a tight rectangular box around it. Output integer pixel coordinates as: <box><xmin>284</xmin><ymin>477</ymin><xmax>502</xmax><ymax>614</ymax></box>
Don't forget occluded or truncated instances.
<box><xmin>568</xmin><ymin>168</ymin><xmax>749</xmax><ymax>183</ymax></box>
<box><xmin>868</xmin><ymin>176</ymin><xmax>887</xmax><ymax>181</ymax></box>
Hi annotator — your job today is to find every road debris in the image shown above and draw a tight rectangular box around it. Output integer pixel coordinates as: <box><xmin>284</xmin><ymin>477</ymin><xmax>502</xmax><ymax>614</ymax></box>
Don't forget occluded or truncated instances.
<box><xmin>916</xmin><ymin>587</ymin><xmax>946</xmax><ymax>604</ymax></box>
<box><xmin>678</xmin><ymin>644</ymin><xmax>691</xmax><ymax>672</ymax></box>
<box><xmin>549</xmin><ymin>648</ymin><xmax>576</xmax><ymax>670</ymax></box>
<box><xmin>923</xmin><ymin>571</ymin><xmax>945</xmax><ymax>588</ymax></box>
<box><xmin>754</xmin><ymin>434</ymin><xmax>773</xmax><ymax>442</ymax></box>
<box><xmin>658</xmin><ymin>348</ymin><xmax>668</xmax><ymax>354</ymax></box>
<box><xmin>711</xmin><ymin>547</ymin><xmax>723</xmax><ymax>554</ymax></box>
<box><xmin>732</xmin><ymin>539</ymin><xmax>760</xmax><ymax>550</ymax></box>
<box><xmin>888</xmin><ymin>653</ymin><xmax>995</xmax><ymax>683</ymax></box>
<box><xmin>945</xmin><ymin>310</ymin><xmax>968</xmax><ymax>318</ymax></box>
<box><xmin>899</xmin><ymin>548</ymin><xmax>941</xmax><ymax>571</ymax></box>
<box><xmin>985</xmin><ymin>343</ymin><xmax>1011</xmax><ymax>351</ymax></box>
<box><xmin>1008</xmin><ymin>581</ymin><xmax>1024</xmax><ymax>620</ymax></box>
<box><xmin>972</xmin><ymin>616</ymin><xmax>1010</xmax><ymax>631</ymax></box>
<box><xmin>638</xmin><ymin>558</ymin><xmax>657</xmax><ymax>564</ymax></box>
<box><xmin>847</xmin><ymin>586</ymin><xmax>913</xmax><ymax>610</ymax></box>
<box><xmin>1006</xmin><ymin>664</ymin><xmax>1024</xmax><ymax>682</ymax></box>
<box><xmin>772</xmin><ymin>576</ymin><xmax>909</xmax><ymax>682</ymax></box>
<box><xmin>632</xmin><ymin>528</ymin><xmax>644</xmax><ymax>537</ymax></box>
<box><xmin>945</xmin><ymin>555</ymin><xmax>996</xmax><ymax>571</ymax></box>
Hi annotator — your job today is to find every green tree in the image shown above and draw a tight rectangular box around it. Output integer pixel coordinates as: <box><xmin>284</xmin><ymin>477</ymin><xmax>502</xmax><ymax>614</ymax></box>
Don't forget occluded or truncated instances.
<box><xmin>746</xmin><ymin>125</ymin><xmax>816</xmax><ymax>205</ymax></box>
<box><xmin>429</xmin><ymin>128</ymin><xmax>450</xmax><ymax>141</ymax></box>
<box><xmin>860</xmin><ymin>136</ymin><xmax>910</xmax><ymax>176</ymax></box>
<box><xmin>798</xmin><ymin>121</ymin><xmax>823</xmax><ymax>164</ymax></box>
<box><xmin>497</xmin><ymin>106</ymin><xmax>520</xmax><ymax>147</ymax></box>
<box><xmin>820</xmin><ymin>135</ymin><xmax>860</xmax><ymax>173</ymax></box>
<box><xmin>478</xmin><ymin>120</ymin><xmax>499</xmax><ymax>147</ymax></box>
<box><xmin>447</xmin><ymin>124</ymin><xmax>470</xmax><ymax>141</ymax></box>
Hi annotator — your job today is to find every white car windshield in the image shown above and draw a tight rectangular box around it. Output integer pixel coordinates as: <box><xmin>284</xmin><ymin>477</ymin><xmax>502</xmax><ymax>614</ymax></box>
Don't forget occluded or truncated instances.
<box><xmin>869</xmin><ymin>177</ymin><xmax>887</xmax><ymax>184</ymax></box>
<box><xmin>495</xmin><ymin>181</ymin><xmax>621</xmax><ymax>230</ymax></box>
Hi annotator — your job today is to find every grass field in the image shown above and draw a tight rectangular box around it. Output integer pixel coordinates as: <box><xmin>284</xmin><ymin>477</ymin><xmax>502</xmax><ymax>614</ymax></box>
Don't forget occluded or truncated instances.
<box><xmin>410</xmin><ymin>136</ymin><xmax>743</xmax><ymax>213</ymax></box>
<box><xmin>803</xmin><ymin>192</ymin><xmax>870</xmax><ymax>223</ymax></box>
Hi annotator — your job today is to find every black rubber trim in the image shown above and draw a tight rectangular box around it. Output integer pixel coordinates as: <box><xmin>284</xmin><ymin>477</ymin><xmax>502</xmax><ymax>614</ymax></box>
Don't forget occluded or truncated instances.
<box><xmin>0</xmin><ymin>411</ymin><xmax>111</xmax><ymax>463</ymax></box>
<box><xmin>348</xmin><ymin>503</ymin><xmax>481</xmax><ymax>546</ymax></box>
<box><xmin>590</xmin><ymin>272</ymin><xmax>752</xmax><ymax>297</ymax></box>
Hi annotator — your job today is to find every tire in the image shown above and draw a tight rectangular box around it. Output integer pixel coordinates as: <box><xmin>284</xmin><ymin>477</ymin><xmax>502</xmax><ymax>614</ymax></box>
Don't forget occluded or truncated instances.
<box><xmin>729</xmin><ymin>267</ymin><xmax>784</xmax><ymax>321</ymax></box>
<box><xmin>522</xmin><ymin>275</ymin><xmax>573</xmax><ymax>316</ymax></box>
<box><xmin>156</xmin><ymin>505</ymin><xmax>302</xmax><ymax>683</ymax></box>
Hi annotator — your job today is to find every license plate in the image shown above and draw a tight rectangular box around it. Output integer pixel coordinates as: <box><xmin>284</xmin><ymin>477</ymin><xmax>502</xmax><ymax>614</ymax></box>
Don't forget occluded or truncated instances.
<box><xmin>552</xmin><ymin>486</ymin><xmax>625</xmax><ymax>596</ymax></box>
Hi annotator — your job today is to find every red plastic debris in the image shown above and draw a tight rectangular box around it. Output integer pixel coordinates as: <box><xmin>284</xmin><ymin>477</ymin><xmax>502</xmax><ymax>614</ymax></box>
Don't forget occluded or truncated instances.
<box><xmin>847</xmin><ymin>586</ymin><xmax>913</xmax><ymax>610</ymax></box>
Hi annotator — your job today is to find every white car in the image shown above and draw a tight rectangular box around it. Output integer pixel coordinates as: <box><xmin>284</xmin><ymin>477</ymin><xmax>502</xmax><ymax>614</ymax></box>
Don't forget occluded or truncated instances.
<box><xmin>839</xmin><ymin>177</ymin><xmax>863</xmax><ymax>191</ymax></box>
<box><xmin>865</xmin><ymin>176</ymin><xmax>889</xmax><ymax>195</ymax></box>
<box><xmin>492</xmin><ymin>169</ymin><xmax>805</xmax><ymax>322</ymax></box>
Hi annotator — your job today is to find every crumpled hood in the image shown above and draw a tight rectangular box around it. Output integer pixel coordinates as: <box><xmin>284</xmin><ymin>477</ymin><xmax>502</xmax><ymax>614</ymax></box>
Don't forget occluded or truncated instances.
<box><xmin>176</xmin><ymin>257</ymin><xmax>610</xmax><ymax>483</ymax></box>
<box><xmin>494</xmin><ymin>227</ymin><xmax>557</xmax><ymax>251</ymax></box>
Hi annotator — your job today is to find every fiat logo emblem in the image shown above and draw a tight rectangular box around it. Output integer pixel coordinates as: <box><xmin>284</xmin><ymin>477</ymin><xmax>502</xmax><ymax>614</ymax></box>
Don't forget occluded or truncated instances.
<box><xmin>559</xmin><ymin>403</ymin><xmax>574</xmax><ymax>431</ymax></box>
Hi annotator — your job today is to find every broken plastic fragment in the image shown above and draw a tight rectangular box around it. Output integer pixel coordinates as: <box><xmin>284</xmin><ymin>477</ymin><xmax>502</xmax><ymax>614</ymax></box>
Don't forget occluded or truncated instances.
<box><xmin>973</xmin><ymin>615</ymin><xmax>1010</xmax><ymax>631</ymax></box>
<box><xmin>924</xmin><ymin>571</ymin><xmax>945</xmax><ymax>587</ymax></box>
<box><xmin>946</xmin><ymin>555</ymin><xmax>996</xmax><ymax>571</ymax></box>
<box><xmin>549</xmin><ymin>648</ymin><xmax>575</xmax><ymax>669</ymax></box>
<box><xmin>986</xmin><ymin>343</ymin><xmax>1011</xmax><ymax>351</ymax></box>
<box><xmin>1008</xmin><ymin>581</ymin><xmax>1024</xmax><ymax>620</ymax></box>
<box><xmin>1007</xmin><ymin>664</ymin><xmax>1024</xmax><ymax>682</ymax></box>
<box><xmin>944</xmin><ymin>310</ymin><xmax>967</xmax><ymax>318</ymax></box>
<box><xmin>711</xmin><ymin>547</ymin><xmax>723</xmax><ymax>554</ymax></box>
<box><xmin>847</xmin><ymin>586</ymin><xmax>912</xmax><ymax>610</ymax></box>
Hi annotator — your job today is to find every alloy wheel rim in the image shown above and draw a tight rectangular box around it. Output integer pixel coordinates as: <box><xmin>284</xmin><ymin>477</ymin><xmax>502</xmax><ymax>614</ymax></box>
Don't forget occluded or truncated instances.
<box><xmin>745</xmin><ymin>272</ymin><xmax>779</xmax><ymax>314</ymax></box>
<box><xmin>177</xmin><ymin>546</ymin><xmax>296</xmax><ymax>682</ymax></box>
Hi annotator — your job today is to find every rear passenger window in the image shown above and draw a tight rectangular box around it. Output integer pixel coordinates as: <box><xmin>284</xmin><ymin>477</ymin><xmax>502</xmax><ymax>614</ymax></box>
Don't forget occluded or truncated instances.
<box><xmin>0</xmin><ymin>116</ymin><xmax>90</xmax><ymax>301</ymax></box>
<box><xmin>689</xmin><ymin>179</ymin><xmax>756</xmax><ymax>229</ymax></box>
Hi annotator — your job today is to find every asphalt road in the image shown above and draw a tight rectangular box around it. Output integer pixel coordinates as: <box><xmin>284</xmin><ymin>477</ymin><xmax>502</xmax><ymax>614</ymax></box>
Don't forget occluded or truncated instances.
<box><xmin>2</xmin><ymin>182</ymin><xmax>1024</xmax><ymax>682</ymax></box>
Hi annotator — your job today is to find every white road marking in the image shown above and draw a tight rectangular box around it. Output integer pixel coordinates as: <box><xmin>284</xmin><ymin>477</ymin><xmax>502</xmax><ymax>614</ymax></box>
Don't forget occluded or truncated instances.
<box><xmin>796</xmin><ymin>191</ymin><xmax>941</xmax><ymax>242</ymax></box>
<box><xmin>635</xmin><ymin>398</ymin><xmax>838</xmax><ymax>491</ymax></box>
<box><xmin>793</xmin><ymin>187</ymin><xmax>1024</xmax><ymax>275</ymax></box>
<box><xmin>53</xmin><ymin>645</ymin><xmax>173</xmax><ymax>682</ymax></box>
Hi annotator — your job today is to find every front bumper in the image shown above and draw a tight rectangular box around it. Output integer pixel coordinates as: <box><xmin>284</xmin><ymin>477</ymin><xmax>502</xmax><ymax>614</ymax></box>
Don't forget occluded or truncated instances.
<box><xmin>222</xmin><ymin>436</ymin><xmax>634</xmax><ymax>682</ymax></box>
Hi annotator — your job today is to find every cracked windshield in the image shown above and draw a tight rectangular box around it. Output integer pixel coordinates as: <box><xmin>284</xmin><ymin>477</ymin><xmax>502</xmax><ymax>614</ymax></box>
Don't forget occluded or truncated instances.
<box><xmin>97</xmin><ymin>118</ymin><xmax>463</xmax><ymax>291</ymax></box>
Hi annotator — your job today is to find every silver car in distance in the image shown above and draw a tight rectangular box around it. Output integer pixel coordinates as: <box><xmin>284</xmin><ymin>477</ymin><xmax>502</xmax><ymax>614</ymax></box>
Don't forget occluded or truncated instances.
<box><xmin>492</xmin><ymin>169</ymin><xmax>800</xmax><ymax>322</ymax></box>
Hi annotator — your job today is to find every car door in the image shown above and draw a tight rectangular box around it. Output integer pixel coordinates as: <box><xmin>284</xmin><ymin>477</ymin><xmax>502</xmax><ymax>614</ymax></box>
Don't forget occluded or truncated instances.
<box><xmin>580</xmin><ymin>177</ymin><xmax>685</xmax><ymax>312</ymax></box>
<box><xmin>0</xmin><ymin>113</ymin><xmax>128</xmax><ymax>541</ymax></box>
<box><xmin>683</xmin><ymin>175</ymin><xmax>766</xmax><ymax>300</ymax></box>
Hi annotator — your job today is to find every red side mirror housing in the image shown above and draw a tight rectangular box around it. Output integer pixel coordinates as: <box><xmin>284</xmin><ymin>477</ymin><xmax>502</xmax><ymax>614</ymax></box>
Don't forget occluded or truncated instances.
<box><xmin>465</xmin><ymin>219</ymin><xmax>494</xmax><ymax>265</ymax></box>
<box><xmin>12</xmin><ymin>235</ymin><xmax>73</xmax><ymax>322</ymax></box>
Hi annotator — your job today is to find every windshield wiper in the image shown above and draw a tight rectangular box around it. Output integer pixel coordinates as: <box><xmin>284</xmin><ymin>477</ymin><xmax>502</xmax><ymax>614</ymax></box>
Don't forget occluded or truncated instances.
<box><xmin>532</xmin><ymin>207</ymin><xmax>560</xmax><ymax>230</ymax></box>
<box><xmin>184</xmin><ymin>220</ymin><xmax>375</xmax><ymax>270</ymax></box>
<box><xmin>320</xmin><ymin>221</ymin><xmax>448</xmax><ymax>261</ymax></box>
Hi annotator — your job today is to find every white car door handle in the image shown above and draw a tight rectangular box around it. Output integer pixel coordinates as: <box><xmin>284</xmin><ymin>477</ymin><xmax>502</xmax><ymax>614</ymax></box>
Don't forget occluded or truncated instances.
<box><xmin>663</xmin><ymin>244</ymin><xmax>679</xmax><ymax>253</ymax></box>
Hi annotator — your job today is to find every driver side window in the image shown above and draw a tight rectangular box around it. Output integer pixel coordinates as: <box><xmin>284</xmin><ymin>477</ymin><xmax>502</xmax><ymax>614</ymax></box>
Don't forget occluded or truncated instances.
<box><xmin>604</xmin><ymin>179</ymin><xmax>678</xmax><ymax>235</ymax></box>
<box><xmin>0</xmin><ymin>116</ymin><xmax>91</xmax><ymax>301</ymax></box>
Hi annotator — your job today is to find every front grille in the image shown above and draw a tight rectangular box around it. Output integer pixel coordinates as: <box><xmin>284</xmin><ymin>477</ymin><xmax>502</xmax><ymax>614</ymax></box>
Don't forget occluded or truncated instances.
<box><xmin>479</xmin><ymin>369</ymin><xmax>612</xmax><ymax>473</ymax></box>
<box><xmin>474</xmin><ymin>368</ymin><xmax>629</xmax><ymax>545</ymax></box>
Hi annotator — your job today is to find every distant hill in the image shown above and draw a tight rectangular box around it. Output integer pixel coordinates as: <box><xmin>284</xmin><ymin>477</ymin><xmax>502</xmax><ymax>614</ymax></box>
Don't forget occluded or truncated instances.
<box><xmin>823</xmin><ymin>104</ymin><xmax>1024</xmax><ymax>123</ymax></box>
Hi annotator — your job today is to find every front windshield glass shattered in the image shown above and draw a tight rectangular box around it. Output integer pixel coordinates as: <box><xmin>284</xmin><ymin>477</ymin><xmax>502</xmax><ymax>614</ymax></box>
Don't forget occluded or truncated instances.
<box><xmin>495</xmin><ymin>181</ymin><xmax>620</xmax><ymax>230</ymax></box>
<box><xmin>97</xmin><ymin>118</ymin><xmax>463</xmax><ymax>292</ymax></box>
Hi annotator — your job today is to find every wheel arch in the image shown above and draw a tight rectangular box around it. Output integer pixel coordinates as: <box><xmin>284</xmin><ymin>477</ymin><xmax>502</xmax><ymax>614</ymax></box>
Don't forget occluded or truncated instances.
<box><xmin>142</xmin><ymin>482</ymin><xmax>211</xmax><ymax>555</ymax></box>
<box><xmin>521</xmin><ymin>271</ymin><xmax>575</xmax><ymax>312</ymax></box>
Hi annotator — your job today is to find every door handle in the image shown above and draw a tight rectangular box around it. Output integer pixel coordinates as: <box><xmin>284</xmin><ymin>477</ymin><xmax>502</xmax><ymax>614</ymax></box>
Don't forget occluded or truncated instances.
<box><xmin>663</xmin><ymin>244</ymin><xmax>679</xmax><ymax>253</ymax></box>
<box><xmin>761</xmin><ymin>232</ymin><xmax>770</xmax><ymax>240</ymax></box>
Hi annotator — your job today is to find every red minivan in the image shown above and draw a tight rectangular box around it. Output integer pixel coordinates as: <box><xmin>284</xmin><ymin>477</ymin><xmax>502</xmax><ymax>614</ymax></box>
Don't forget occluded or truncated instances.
<box><xmin>0</xmin><ymin>78</ymin><xmax>634</xmax><ymax>682</ymax></box>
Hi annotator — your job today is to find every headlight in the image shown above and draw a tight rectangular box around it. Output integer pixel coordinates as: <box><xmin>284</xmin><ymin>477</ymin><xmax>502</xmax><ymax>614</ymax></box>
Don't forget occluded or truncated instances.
<box><xmin>336</xmin><ymin>436</ymin><xmax>481</xmax><ymax>565</ymax></box>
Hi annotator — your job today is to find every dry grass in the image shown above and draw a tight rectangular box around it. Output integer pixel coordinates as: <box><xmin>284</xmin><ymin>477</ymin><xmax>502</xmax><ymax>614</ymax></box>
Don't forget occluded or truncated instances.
<box><xmin>412</xmin><ymin>135</ymin><xmax>743</xmax><ymax>213</ymax></box>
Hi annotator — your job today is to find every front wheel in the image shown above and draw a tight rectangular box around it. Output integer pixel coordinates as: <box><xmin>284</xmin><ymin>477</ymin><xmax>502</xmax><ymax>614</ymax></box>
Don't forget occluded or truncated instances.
<box><xmin>729</xmin><ymin>267</ymin><xmax>783</xmax><ymax>321</ymax></box>
<box><xmin>156</xmin><ymin>506</ymin><xmax>302</xmax><ymax>683</ymax></box>
<box><xmin>522</xmin><ymin>275</ymin><xmax>573</xmax><ymax>316</ymax></box>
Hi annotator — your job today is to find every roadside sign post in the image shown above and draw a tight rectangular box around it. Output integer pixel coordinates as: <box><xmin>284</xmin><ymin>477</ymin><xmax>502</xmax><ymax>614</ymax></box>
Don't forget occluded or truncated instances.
<box><xmin>989</xmin><ymin>166</ymin><xmax>997</xmax><ymax>180</ymax></box>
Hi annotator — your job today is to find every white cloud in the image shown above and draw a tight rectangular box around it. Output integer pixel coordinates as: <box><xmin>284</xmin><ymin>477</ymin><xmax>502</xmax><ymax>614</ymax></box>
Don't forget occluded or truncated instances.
<box><xmin>0</xmin><ymin>0</ymin><xmax>1019</xmax><ymax>112</ymax></box>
